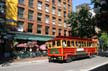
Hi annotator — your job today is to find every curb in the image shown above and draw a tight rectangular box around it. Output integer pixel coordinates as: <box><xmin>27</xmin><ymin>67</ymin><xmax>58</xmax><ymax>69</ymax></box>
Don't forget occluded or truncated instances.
<box><xmin>11</xmin><ymin>59</ymin><xmax>48</xmax><ymax>65</ymax></box>
<box><xmin>0</xmin><ymin>59</ymin><xmax>48</xmax><ymax>67</ymax></box>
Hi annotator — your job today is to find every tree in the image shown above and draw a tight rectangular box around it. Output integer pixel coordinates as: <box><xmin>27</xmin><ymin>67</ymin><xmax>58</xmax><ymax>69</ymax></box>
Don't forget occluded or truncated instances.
<box><xmin>100</xmin><ymin>32</ymin><xmax>108</xmax><ymax>51</ymax></box>
<box><xmin>92</xmin><ymin>0</ymin><xmax>108</xmax><ymax>51</ymax></box>
<box><xmin>91</xmin><ymin>0</ymin><xmax>108</xmax><ymax>32</ymax></box>
<box><xmin>67</xmin><ymin>7</ymin><xmax>96</xmax><ymax>38</ymax></box>
<box><xmin>68</xmin><ymin>12</ymin><xmax>79</xmax><ymax>37</ymax></box>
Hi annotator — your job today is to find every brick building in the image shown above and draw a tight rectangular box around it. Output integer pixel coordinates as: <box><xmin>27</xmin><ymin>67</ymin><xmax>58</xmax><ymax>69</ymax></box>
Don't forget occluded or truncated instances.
<box><xmin>1</xmin><ymin>0</ymin><xmax>72</xmax><ymax>41</ymax></box>
<box><xmin>16</xmin><ymin>0</ymin><xmax>72</xmax><ymax>41</ymax></box>
<box><xmin>0</xmin><ymin>0</ymin><xmax>72</xmax><ymax>59</ymax></box>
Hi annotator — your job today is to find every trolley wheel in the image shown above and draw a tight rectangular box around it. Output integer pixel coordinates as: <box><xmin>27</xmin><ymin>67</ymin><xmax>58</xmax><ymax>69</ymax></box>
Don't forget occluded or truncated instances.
<box><xmin>66</xmin><ymin>56</ymin><xmax>72</xmax><ymax>63</ymax></box>
<box><xmin>89</xmin><ymin>54</ymin><xmax>95</xmax><ymax>58</ymax></box>
<box><xmin>48</xmin><ymin>58</ymin><xmax>52</xmax><ymax>62</ymax></box>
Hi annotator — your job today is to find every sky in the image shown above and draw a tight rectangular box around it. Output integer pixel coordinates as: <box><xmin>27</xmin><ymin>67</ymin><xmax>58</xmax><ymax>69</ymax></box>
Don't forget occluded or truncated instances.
<box><xmin>72</xmin><ymin>0</ymin><xmax>93</xmax><ymax>12</ymax></box>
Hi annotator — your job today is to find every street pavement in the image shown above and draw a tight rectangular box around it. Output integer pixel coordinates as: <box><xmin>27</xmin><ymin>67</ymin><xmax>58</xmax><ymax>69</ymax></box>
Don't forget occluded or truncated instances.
<box><xmin>0</xmin><ymin>56</ymin><xmax>108</xmax><ymax>71</ymax></box>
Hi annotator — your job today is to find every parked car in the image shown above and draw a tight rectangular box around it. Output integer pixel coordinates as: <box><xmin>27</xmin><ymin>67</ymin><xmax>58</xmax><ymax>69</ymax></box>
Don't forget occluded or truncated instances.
<box><xmin>103</xmin><ymin>50</ymin><xmax>108</xmax><ymax>57</ymax></box>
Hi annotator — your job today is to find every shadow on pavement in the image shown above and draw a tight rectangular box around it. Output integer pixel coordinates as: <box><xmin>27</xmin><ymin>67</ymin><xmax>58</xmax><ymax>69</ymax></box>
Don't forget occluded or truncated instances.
<box><xmin>49</xmin><ymin>56</ymin><xmax>90</xmax><ymax>64</ymax></box>
<box><xmin>0</xmin><ymin>58</ymin><xmax>14</xmax><ymax>67</ymax></box>
<box><xmin>91</xmin><ymin>64</ymin><xmax>108</xmax><ymax>71</ymax></box>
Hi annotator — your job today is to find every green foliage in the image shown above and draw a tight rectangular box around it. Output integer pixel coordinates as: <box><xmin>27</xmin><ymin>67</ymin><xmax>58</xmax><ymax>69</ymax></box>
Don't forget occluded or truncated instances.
<box><xmin>91</xmin><ymin>0</ymin><xmax>101</xmax><ymax>8</ymax></box>
<box><xmin>67</xmin><ymin>12</ymin><xmax>79</xmax><ymax>37</ymax></box>
<box><xmin>92</xmin><ymin>0</ymin><xmax>108</xmax><ymax>50</ymax></box>
<box><xmin>100</xmin><ymin>32</ymin><xmax>108</xmax><ymax>50</ymax></box>
<box><xmin>91</xmin><ymin>0</ymin><xmax>108</xmax><ymax>32</ymax></box>
<box><xmin>67</xmin><ymin>7</ymin><xmax>96</xmax><ymax>38</ymax></box>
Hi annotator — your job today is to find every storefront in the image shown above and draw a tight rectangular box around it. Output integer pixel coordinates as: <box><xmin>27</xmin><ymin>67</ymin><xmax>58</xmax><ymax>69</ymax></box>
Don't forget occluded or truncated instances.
<box><xmin>11</xmin><ymin>32</ymin><xmax>54</xmax><ymax>59</ymax></box>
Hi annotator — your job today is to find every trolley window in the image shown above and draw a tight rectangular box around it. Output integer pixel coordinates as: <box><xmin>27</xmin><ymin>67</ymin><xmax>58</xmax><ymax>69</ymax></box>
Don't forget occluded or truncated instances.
<box><xmin>62</xmin><ymin>40</ymin><xmax>67</xmax><ymax>47</ymax></box>
<box><xmin>57</xmin><ymin>40</ymin><xmax>61</xmax><ymax>46</ymax></box>
<box><xmin>71</xmin><ymin>41</ymin><xmax>74</xmax><ymax>47</ymax></box>
<box><xmin>52</xmin><ymin>41</ymin><xmax>56</xmax><ymax>47</ymax></box>
<box><xmin>82</xmin><ymin>42</ymin><xmax>86</xmax><ymax>47</ymax></box>
<box><xmin>84</xmin><ymin>42</ymin><xmax>86</xmax><ymax>47</ymax></box>
<box><xmin>67</xmin><ymin>41</ymin><xmax>70</xmax><ymax>47</ymax></box>
<box><xmin>76</xmin><ymin>41</ymin><xmax>78</xmax><ymax>46</ymax></box>
<box><xmin>49</xmin><ymin>43</ymin><xmax>52</xmax><ymax>48</ymax></box>
<box><xmin>89</xmin><ymin>42</ymin><xmax>92</xmax><ymax>47</ymax></box>
<box><xmin>79</xmin><ymin>42</ymin><xmax>81</xmax><ymax>48</ymax></box>
<box><xmin>81</xmin><ymin>42</ymin><xmax>83</xmax><ymax>47</ymax></box>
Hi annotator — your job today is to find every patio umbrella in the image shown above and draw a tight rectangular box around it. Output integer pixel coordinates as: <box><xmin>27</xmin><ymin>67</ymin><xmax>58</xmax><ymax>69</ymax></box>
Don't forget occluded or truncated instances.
<box><xmin>39</xmin><ymin>44</ymin><xmax>47</xmax><ymax>50</ymax></box>
<box><xmin>31</xmin><ymin>41</ymin><xmax>39</xmax><ymax>48</ymax></box>
<box><xmin>34</xmin><ymin>44</ymin><xmax>39</xmax><ymax>48</ymax></box>
<box><xmin>16</xmin><ymin>43</ymin><xmax>28</xmax><ymax>48</ymax></box>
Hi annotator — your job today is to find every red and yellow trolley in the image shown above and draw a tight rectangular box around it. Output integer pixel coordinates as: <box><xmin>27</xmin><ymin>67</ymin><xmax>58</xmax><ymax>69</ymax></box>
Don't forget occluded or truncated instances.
<box><xmin>46</xmin><ymin>36</ymin><xmax>98</xmax><ymax>63</ymax></box>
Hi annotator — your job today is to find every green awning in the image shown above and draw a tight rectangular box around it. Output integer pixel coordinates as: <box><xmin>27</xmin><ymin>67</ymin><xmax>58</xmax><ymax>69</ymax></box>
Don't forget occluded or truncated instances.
<box><xmin>13</xmin><ymin>32</ymin><xmax>54</xmax><ymax>41</ymax></box>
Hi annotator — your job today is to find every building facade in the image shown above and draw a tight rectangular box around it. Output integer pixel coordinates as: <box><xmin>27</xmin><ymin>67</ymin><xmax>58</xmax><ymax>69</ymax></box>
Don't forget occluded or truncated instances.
<box><xmin>0</xmin><ymin>0</ymin><xmax>5</xmax><ymax>31</ymax></box>
<box><xmin>0</xmin><ymin>0</ymin><xmax>72</xmax><ymax>59</ymax></box>
<box><xmin>0</xmin><ymin>0</ymin><xmax>72</xmax><ymax>41</ymax></box>
<box><xmin>17</xmin><ymin>0</ymin><xmax>72</xmax><ymax>38</ymax></box>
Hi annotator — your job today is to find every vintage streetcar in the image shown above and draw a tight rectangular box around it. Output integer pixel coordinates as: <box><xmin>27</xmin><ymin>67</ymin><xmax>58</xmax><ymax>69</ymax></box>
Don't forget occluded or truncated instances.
<box><xmin>46</xmin><ymin>36</ymin><xmax>98</xmax><ymax>63</ymax></box>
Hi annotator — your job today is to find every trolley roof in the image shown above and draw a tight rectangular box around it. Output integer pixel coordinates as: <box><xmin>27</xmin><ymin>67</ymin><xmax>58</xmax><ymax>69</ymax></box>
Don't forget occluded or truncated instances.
<box><xmin>47</xmin><ymin>36</ymin><xmax>96</xmax><ymax>42</ymax></box>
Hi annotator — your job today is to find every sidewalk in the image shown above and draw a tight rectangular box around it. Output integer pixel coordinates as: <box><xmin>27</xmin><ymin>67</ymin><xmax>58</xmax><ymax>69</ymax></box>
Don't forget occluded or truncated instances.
<box><xmin>0</xmin><ymin>56</ymin><xmax>48</xmax><ymax>67</ymax></box>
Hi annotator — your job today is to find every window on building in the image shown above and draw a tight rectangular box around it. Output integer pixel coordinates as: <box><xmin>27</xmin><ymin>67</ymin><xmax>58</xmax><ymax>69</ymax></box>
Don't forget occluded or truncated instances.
<box><xmin>64</xmin><ymin>11</ymin><xmax>66</xmax><ymax>17</ymax></box>
<box><xmin>28</xmin><ymin>10</ymin><xmax>33</xmax><ymax>20</ymax></box>
<box><xmin>0</xmin><ymin>0</ymin><xmax>5</xmax><ymax>2</ymax></box>
<box><xmin>45</xmin><ymin>15</ymin><xmax>49</xmax><ymax>23</ymax></box>
<box><xmin>0</xmin><ymin>18</ymin><xmax>5</xmax><ymax>24</ymax></box>
<box><xmin>58</xmin><ymin>9</ymin><xmax>61</xmax><ymax>16</ymax></box>
<box><xmin>37</xmin><ymin>13</ymin><xmax>42</xmax><ymax>22</ymax></box>
<box><xmin>58</xmin><ymin>29</ymin><xmax>61</xmax><ymax>36</ymax></box>
<box><xmin>52</xmin><ymin>7</ymin><xmax>56</xmax><ymax>14</ymax></box>
<box><xmin>64</xmin><ymin>30</ymin><xmax>67</xmax><ymax>36</ymax></box>
<box><xmin>37</xmin><ymin>25</ymin><xmax>42</xmax><ymax>34</ymax></box>
<box><xmin>0</xmin><ymin>2</ymin><xmax>5</xmax><ymax>17</ymax></box>
<box><xmin>58</xmin><ymin>19</ymin><xmax>62</xmax><ymax>26</ymax></box>
<box><xmin>28</xmin><ymin>23</ymin><xmax>33</xmax><ymax>32</ymax></box>
<box><xmin>28</xmin><ymin>0</ymin><xmax>33</xmax><ymax>8</ymax></box>
<box><xmin>45</xmin><ymin>26</ymin><xmax>49</xmax><ymax>34</ymax></box>
<box><xmin>68</xmin><ymin>4</ymin><xmax>71</xmax><ymax>11</ymax></box>
<box><xmin>46</xmin><ymin>0</ymin><xmax>49</xmax><ymax>2</ymax></box>
<box><xmin>18</xmin><ymin>0</ymin><xmax>24</xmax><ymax>4</ymax></box>
<box><xmin>58</xmin><ymin>0</ymin><xmax>61</xmax><ymax>7</ymax></box>
<box><xmin>52</xmin><ymin>0</ymin><xmax>55</xmax><ymax>5</ymax></box>
<box><xmin>18</xmin><ymin>7</ymin><xmax>24</xmax><ymax>18</ymax></box>
<box><xmin>0</xmin><ymin>3</ymin><xmax>5</xmax><ymax>13</ymax></box>
<box><xmin>38</xmin><ymin>1</ymin><xmax>42</xmax><ymax>10</ymax></box>
<box><xmin>45</xmin><ymin>4</ymin><xmax>49</xmax><ymax>12</ymax></box>
<box><xmin>17</xmin><ymin>21</ymin><xmax>24</xmax><ymax>32</ymax></box>
<box><xmin>68</xmin><ymin>0</ymin><xmax>70</xmax><ymax>3</ymax></box>
<box><xmin>64</xmin><ymin>18</ymin><xmax>67</xmax><ymax>27</ymax></box>
<box><xmin>52</xmin><ymin>17</ymin><xmax>56</xmax><ymax>24</ymax></box>
<box><xmin>64</xmin><ymin>3</ymin><xmax>66</xmax><ymax>10</ymax></box>
<box><xmin>64</xmin><ymin>22</ymin><xmax>66</xmax><ymax>28</ymax></box>
<box><xmin>52</xmin><ymin>28</ymin><xmax>56</xmax><ymax>35</ymax></box>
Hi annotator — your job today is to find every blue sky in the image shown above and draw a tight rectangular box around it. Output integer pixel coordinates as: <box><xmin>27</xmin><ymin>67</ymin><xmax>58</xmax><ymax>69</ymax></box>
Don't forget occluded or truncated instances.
<box><xmin>72</xmin><ymin>0</ymin><xmax>93</xmax><ymax>12</ymax></box>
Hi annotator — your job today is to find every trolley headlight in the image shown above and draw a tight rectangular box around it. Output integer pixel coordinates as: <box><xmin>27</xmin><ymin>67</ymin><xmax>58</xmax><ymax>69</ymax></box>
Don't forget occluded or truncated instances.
<box><xmin>58</xmin><ymin>57</ymin><xmax>62</xmax><ymax>60</ymax></box>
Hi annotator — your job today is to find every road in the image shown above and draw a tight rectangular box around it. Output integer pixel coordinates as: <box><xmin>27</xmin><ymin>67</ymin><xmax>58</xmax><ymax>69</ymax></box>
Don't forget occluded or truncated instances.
<box><xmin>1</xmin><ymin>56</ymin><xmax>108</xmax><ymax>71</ymax></box>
